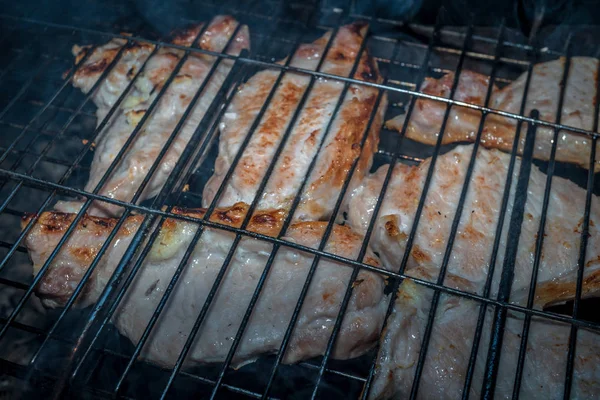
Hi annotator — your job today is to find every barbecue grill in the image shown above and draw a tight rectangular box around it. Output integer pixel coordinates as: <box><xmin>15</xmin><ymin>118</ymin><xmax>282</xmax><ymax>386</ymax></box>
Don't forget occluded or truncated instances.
<box><xmin>1</xmin><ymin>0</ymin><xmax>599</xmax><ymax>398</ymax></box>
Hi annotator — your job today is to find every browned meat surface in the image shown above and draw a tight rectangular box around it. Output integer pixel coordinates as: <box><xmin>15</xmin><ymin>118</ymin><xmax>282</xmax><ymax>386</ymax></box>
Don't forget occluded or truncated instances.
<box><xmin>56</xmin><ymin>16</ymin><xmax>250</xmax><ymax>216</ymax></box>
<box><xmin>386</xmin><ymin>58</ymin><xmax>600</xmax><ymax>171</ymax></box>
<box><xmin>369</xmin><ymin>269</ymin><xmax>600</xmax><ymax>399</ymax></box>
<box><xmin>202</xmin><ymin>22</ymin><xmax>387</xmax><ymax>221</ymax></box>
<box><xmin>22</xmin><ymin>203</ymin><xmax>387</xmax><ymax>367</ymax></box>
<box><xmin>345</xmin><ymin>145</ymin><xmax>600</xmax><ymax>307</ymax></box>
<box><xmin>71</xmin><ymin>38</ymin><xmax>155</xmax><ymax>122</ymax></box>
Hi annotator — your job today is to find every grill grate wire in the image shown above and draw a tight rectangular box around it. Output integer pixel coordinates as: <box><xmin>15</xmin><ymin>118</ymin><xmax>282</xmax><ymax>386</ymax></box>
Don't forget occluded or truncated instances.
<box><xmin>0</xmin><ymin>1</ymin><xmax>599</xmax><ymax>399</ymax></box>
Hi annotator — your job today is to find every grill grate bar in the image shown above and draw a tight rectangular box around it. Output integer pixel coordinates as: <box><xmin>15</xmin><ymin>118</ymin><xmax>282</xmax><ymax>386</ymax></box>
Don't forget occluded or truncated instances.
<box><xmin>0</xmin><ymin>145</ymin><xmax>84</xmax><ymax>169</ymax></box>
<box><xmin>459</xmin><ymin>48</ymin><xmax>538</xmax><ymax>400</ymax></box>
<box><xmin>1</xmin><ymin>354</ymin><xmax>267</xmax><ymax>400</ymax></box>
<box><xmin>512</xmin><ymin>58</ymin><xmax>580</xmax><ymax>400</ymax></box>
<box><xmin>481</xmin><ymin>109</ymin><xmax>539</xmax><ymax>399</ymax></box>
<box><xmin>0</xmin><ymin>43</ymin><xmax>99</xmax><ymax>165</ymax></box>
<box><xmin>562</xmin><ymin>65</ymin><xmax>600</xmax><ymax>399</ymax></box>
<box><xmin>4</xmin><ymin>16</ymin><xmax>240</xmax><ymax>394</ymax></box>
<box><xmin>0</xmin><ymin>310</ymin><xmax>366</xmax><ymax>391</ymax></box>
<box><xmin>402</xmin><ymin>19</ymin><xmax>477</xmax><ymax>400</ymax></box>
<box><xmin>0</xmin><ymin>46</ymin><xmax>134</xmax><ymax>199</ymax></box>
<box><xmin>222</xmin><ymin>26</ymin><xmax>388</xmax><ymax>400</ymax></box>
<box><xmin>215</xmin><ymin>21</ymin><xmax>390</xmax><ymax>397</ymax></box>
<box><xmin>0</xmin><ymin>59</ymin><xmax>53</xmax><ymax>137</ymax></box>
<box><xmin>404</xmin><ymin>21</ymin><xmax>507</xmax><ymax>400</ymax></box>
<box><xmin>0</xmin><ymin>277</ymin><xmax>29</xmax><ymax>290</ymax></box>
<box><xmin>359</xmin><ymin>10</ymin><xmax>445</xmax><ymax>399</ymax></box>
<box><xmin>483</xmin><ymin>36</ymin><xmax>573</xmax><ymax>398</ymax></box>
<box><xmin>308</xmin><ymin>82</ymin><xmax>388</xmax><ymax>399</ymax></box>
<box><xmin>18</xmin><ymin>99</ymin><xmax>98</xmax><ymax>119</ymax></box>
<box><xmin>0</xmin><ymin>239</ymin><xmax>27</xmax><ymax>254</ymax></box>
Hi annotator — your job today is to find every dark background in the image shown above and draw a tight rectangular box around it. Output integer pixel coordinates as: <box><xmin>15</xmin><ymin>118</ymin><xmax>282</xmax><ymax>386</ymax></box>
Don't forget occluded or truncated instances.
<box><xmin>2</xmin><ymin>0</ymin><xmax>600</xmax><ymax>35</ymax></box>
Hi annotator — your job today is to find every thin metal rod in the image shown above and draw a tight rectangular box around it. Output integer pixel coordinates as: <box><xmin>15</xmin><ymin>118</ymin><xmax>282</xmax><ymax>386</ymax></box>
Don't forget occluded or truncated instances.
<box><xmin>316</xmin><ymin>14</ymin><xmax>453</xmax><ymax>399</ymax></box>
<box><xmin>482</xmin><ymin>38</ymin><xmax>573</xmax><ymax>398</ymax></box>
<box><xmin>404</xmin><ymin>21</ymin><xmax>505</xmax><ymax>400</ymax></box>
<box><xmin>0</xmin><ymin>49</ymin><xmax>91</xmax><ymax>163</ymax></box>
<box><xmin>8</xmin><ymin>23</ymin><xmax>217</xmax><ymax>396</ymax></box>
<box><xmin>460</xmin><ymin>57</ymin><xmax>536</xmax><ymax>400</ymax></box>
<box><xmin>304</xmin><ymin>25</ymin><xmax>402</xmax><ymax>400</ymax></box>
<box><xmin>481</xmin><ymin>109</ymin><xmax>539</xmax><ymax>399</ymax></box>
<box><xmin>0</xmin><ymin>59</ymin><xmax>51</xmax><ymax>123</ymax></box>
<box><xmin>208</xmin><ymin>33</ymin><xmax>360</xmax><ymax>400</ymax></box>
<box><xmin>361</xmin><ymin>18</ymin><xmax>497</xmax><ymax>400</ymax></box>
<box><xmin>562</xmin><ymin>61</ymin><xmax>600</xmax><ymax>400</ymax></box>
<box><xmin>0</xmin><ymin>41</ymin><xmax>136</xmax><ymax>204</ymax></box>
<box><xmin>359</xmin><ymin>55</ymin><xmax>445</xmax><ymax>400</ymax></box>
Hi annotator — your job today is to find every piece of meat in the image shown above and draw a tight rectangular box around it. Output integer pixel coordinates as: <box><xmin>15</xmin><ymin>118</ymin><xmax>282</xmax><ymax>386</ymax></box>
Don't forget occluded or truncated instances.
<box><xmin>344</xmin><ymin>145</ymin><xmax>600</xmax><ymax>307</ymax></box>
<box><xmin>386</xmin><ymin>58</ymin><xmax>600</xmax><ymax>171</ymax></box>
<box><xmin>57</xmin><ymin>16</ymin><xmax>250</xmax><ymax>217</ymax></box>
<box><xmin>202</xmin><ymin>22</ymin><xmax>387</xmax><ymax>222</ymax></box>
<box><xmin>70</xmin><ymin>20</ymin><xmax>242</xmax><ymax>122</ymax></box>
<box><xmin>386</xmin><ymin>70</ymin><xmax>493</xmax><ymax>145</ymax></box>
<box><xmin>22</xmin><ymin>203</ymin><xmax>387</xmax><ymax>367</ymax></box>
<box><xmin>71</xmin><ymin>38</ymin><xmax>155</xmax><ymax>122</ymax></box>
<box><xmin>369</xmin><ymin>269</ymin><xmax>600</xmax><ymax>399</ymax></box>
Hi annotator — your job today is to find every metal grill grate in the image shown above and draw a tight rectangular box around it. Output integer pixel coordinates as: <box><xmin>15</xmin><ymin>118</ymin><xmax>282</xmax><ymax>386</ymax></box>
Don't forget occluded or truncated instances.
<box><xmin>1</xmin><ymin>0</ymin><xmax>600</xmax><ymax>399</ymax></box>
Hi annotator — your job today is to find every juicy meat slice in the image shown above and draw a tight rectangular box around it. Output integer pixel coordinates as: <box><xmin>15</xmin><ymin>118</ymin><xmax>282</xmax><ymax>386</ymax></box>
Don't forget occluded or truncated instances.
<box><xmin>202</xmin><ymin>22</ymin><xmax>387</xmax><ymax>221</ymax></box>
<box><xmin>369</xmin><ymin>269</ymin><xmax>600</xmax><ymax>400</ymax></box>
<box><xmin>386</xmin><ymin>70</ymin><xmax>492</xmax><ymax>144</ymax></box>
<box><xmin>22</xmin><ymin>203</ymin><xmax>387</xmax><ymax>367</ymax></box>
<box><xmin>71</xmin><ymin>38</ymin><xmax>155</xmax><ymax>122</ymax></box>
<box><xmin>386</xmin><ymin>57</ymin><xmax>600</xmax><ymax>171</ymax></box>
<box><xmin>57</xmin><ymin>16</ymin><xmax>250</xmax><ymax>217</ymax></box>
<box><xmin>344</xmin><ymin>145</ymin><xmax>600</xmax><ymax>307</ymax></box>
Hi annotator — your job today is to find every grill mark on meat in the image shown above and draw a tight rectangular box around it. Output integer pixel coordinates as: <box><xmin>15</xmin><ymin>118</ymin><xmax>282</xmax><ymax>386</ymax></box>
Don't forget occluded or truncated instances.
<box><xmin>70</xmin><ymin>246</ymin><xmax>100</xmax><ymax>263</ymax></box>
<box><xmin>384</xmin><ymin>216</ymin><xmax>401</xmax><ymax>238</ymax></box>
<box><xmin>411</xmin><ymin>245</ymin><xmax>431</xmax><ymax>263</ymax></box>
<box><xmin>83</xmin><ymin>57</ymin><xmax>110</xmax><ymax>75</ymax></box>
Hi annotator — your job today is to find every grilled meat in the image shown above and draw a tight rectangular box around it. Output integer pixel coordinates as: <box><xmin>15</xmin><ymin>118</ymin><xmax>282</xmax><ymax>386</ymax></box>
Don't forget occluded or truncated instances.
<box><xmin>71</xmin><ymin>38</ymin><xmax>155</xmax><ymax>122</ymax></box>
<box><xmin>22</xmin><ymin>203</ymin><xmax>387</xmax><ymax>367</ymax></box>
<box><xmin>344</xmin><ymin>145</ymin><xmax>600</xmax><ymax>307</ymax></box>
<box><xmin>202</xmin><ymin>22</ymin><xmax>386</xmax><ymax>221</ymax></box>
<box><xmin>386</xmin><ymin>57</ymin><xmax>600</xmax><ymax>171</ymax></box>
<box><xmin>369</xmin><ymin>269</ymin><xmax>600</xmax><ymax>399</ymax></box>
<box><xmin>56</xmin><ymin>16</ymin><xmax>250</xmax><ymax>216</ymax></box>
